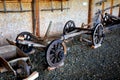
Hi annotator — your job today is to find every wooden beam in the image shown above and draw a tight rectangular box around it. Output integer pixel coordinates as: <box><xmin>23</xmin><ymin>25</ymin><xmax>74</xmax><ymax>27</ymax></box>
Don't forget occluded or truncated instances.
<box><xmin>102</xmin><ymin>1</ymin><xmax>105</xmax><ymax>14</ymax></box>
<box><xmin>0</xmin><ymin>0</ymin><xmax>32</xmax><ymax>3</ymax></box>
<box><xmin>35</xmin><ymin>0</ymin><xmax>40</xmax><ymax>37</ymax></box>
<box><xmin>118</xmin><ymin>5</ymin><xmax>120</xmax><ymax>17</ymax></box>
<box><xmin>32</xmin><ymin>0</ymin><xmax>40</xmax><ymax>36</ymax></box>
<box><xmin>88</xmin><ymin>0</ymin><xmax>92</xmax><ymax>24</ymax></box>
<box><xmin>110</xmin><ymin>0</ymin><xmax>113</xmax><ymax>15</ymax></box>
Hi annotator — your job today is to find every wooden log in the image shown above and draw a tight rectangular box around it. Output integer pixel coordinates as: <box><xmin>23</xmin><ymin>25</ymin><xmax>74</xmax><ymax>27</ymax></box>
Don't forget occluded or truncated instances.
<box><xmin>23</xmin><ymin>71</ymin><xmax>39</xmax><ymax>80</ymax></box>
<box><xmin>91</xmin><ymin>44</ymin><xmax>101</xmax><ymax>49</ymax></box>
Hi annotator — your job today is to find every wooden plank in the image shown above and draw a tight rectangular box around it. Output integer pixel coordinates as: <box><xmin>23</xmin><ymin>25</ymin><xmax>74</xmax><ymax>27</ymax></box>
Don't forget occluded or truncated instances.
<box><xmin>110</xmin><ymin>0</ymin><xmax>113</xmax><ymax>15</ymax></box>
<box><xmin>88</xmin><ymin>0</ymin><xmax>92</xmax><ymax>24</ymax></box>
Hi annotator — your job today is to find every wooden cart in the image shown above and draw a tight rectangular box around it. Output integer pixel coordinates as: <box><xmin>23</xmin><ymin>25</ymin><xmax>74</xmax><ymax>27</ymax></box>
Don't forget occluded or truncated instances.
<box><xmin>7</xmin><ymin>31</ymin><xmax>67</xmax><ymax>68</ymax></box>
<box><xmin>7</xmin><ymin>9</ymin><xmax>120</xmax><ymax>69</ymax></box>
<box><xmin>62</xmin><ymin>10</ymin><xmax>120</xmax><ymax>48</ymax></box>
<box><xmin>0</xmin><ymin>45</ymin><xmax>32</xmax><ymax>78</ymax></box>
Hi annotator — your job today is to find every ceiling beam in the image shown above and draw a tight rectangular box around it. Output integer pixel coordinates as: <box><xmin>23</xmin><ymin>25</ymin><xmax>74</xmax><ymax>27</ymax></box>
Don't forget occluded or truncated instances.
<box><xmin>0</xmin><ymin>0</ymin><xmax>32</xmax><ymax>3</ymax></box>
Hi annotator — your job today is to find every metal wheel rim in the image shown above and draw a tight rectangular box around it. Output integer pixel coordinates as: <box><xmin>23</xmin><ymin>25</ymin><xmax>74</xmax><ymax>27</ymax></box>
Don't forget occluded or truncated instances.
<box><xmin>46</xmin><ymin>39</ymin><xmax>67</xmax><ymax>67</ymax></box>
<box><xmin>92</xmin><ymin>23</ymin><xmax>104</xmax><ymax>46</ymax></box>
<box><xmin>63</xmin><ymin>20</ymin><xmax>76</xmax><ymax>35</ymax></box>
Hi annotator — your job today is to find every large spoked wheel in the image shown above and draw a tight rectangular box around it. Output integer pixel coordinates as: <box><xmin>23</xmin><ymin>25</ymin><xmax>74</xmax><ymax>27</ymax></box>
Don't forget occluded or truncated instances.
<box><xmin>46</xmin><ymin>39</ymin><xmax>67</xmax><ymax>67</ymax></box>
<box><xmin>92</xmin><ymin>23</ymin><xmax>104</xmax><ymax>46</ymax></box>
<box><xmin>16</xmin><ymin>32</ymin><xmax>34</xmax><ymax>53</ymax></box>
<box><xmin>63</xmin><ymin>20</ymin><xmax>76</xmax><ymax>35</ymax></box>
<box><xmin>17</xmin><ymin>60</ymin><xmax>31</xmax><ymax>78</ymax></box>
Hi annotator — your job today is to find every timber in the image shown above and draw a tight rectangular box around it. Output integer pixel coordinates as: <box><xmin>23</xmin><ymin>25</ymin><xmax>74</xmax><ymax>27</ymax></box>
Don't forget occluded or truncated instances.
<box><xmin>23</xmin><ymin>71</ymin><xmax>39</xmax><ymax>80</ymax></box>
<box><xmin>110</xmin><ymin>0</ymin><xmax>113</xmax><ymax>15</ymax></box>
<box><xmin>0</xmin><ymin>0</ymin><xmax>32</xmax><ymax>3</ymax></box>
<box><xmin>88</xmin><ymin>0</ymin><xmax>92</xmax><ymax>24</ymax></box>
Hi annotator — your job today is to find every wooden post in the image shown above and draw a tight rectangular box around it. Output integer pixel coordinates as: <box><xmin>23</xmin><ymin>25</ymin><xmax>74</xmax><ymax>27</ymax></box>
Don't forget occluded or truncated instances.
<box><xmin>102</xmin><ymin>1</ymin><xmax>104</xmax><ymax>14</ymax></box>
<box><xmin>118</xmin><ymin>5</ymin><xmax>120</xmax><ymax>17</ymax></box>
<box><xmin>110</xmin><ymin>0</ymin><xmax>113</xmax><ymax>15</ymax></box>
<box><xmin>88</xmin><ymin>0</ymin><xmax>92</xmax><ymax>24</ymax></box>
<box><xmin>35</xmin><ymin>0</ymin><xmax>40</xmax><ymax>37</ymax></box>
<box><xmin>32</xmin><ymin>0</ymin><xmax>40</xmax><ymax>36</ymax></box>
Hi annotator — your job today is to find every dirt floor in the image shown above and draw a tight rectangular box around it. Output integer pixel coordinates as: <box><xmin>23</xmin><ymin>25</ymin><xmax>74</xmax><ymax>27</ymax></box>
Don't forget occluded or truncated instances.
<box><xmin>0</xmin><ymin>28</ymin><xmax>120</xmax><ymax>80</ymax></box>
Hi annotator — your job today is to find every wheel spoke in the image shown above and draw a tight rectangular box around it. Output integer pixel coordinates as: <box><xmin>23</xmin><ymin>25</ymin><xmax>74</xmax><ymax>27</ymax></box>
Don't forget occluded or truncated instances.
<box><xmin>54</xmin><ymin>44</ymin><xmax>58</xmax><ymax>50</ymax></box>
<box><xmin>57</xmin><ymin>43</ymin><xmax>62</xmax><ymax>49</ymax></box>
<box><xmin>50</xmin><ymin>54</ymin><xmax>55</xmax><ymax>60</ymax></box>
<box><xmin>54</xmin><ymin>58</ymin><xmax>58</xmax><ymax>63</ymax></box>
<box><xmin>51</xmin><ymin>49</ymin><xmax>56</xmax><ymax>53</ymax></box>
<box><xmin>56</xmin><ymin>57</ymin><xmax>60</xmax><ymax>62</ymax></box>
<box><xmin>50</xmin><ymin>54</ymin><xmax>55</xmax><ymax>59</ymax></box>
<box><xmin>94</xmin><ymin>37</ymin><xmax>98</xmax><ymax>44</ymax></box>
<box><xmin>51</xmin><ymin>57</ymin><xmax>55</xmax><ymax>63</ymax></box>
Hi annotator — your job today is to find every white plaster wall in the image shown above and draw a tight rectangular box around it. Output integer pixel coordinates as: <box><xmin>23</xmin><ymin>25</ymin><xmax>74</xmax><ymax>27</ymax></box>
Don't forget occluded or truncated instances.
<box><xmin>39</xmin><ymin>0</ymin><xmax>89</xmax><ymax>37</ymax></box>
<box><xmin>0</xmin><ymin>3</ymin><xmax>32</xmax><ymax>46</ymax></box>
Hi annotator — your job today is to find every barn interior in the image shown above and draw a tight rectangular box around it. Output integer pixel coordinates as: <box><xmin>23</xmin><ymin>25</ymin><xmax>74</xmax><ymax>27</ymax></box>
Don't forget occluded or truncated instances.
<box><xmin>0</xmin><ymin>0</ymin><xmax>120</xmax><ymax>80</ymax></box>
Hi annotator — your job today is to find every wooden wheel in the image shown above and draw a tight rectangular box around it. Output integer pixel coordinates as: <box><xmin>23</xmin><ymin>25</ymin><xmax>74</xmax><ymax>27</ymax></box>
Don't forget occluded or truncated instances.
<box><xmin>63</xmin><ymin>20</ymin><xmax>76</xmax><ymax>35</ymax></box>
<box><xmin>16</xmin><ymin>32</ymin><xmax>34</xmax><ymax>41</ymax></box>
<box><xmin>92</xmin><ymin>23</ymin><xmax>104</xmax><ymax>46</ymax></box>
<box><xmin>46</xmin><ymin>39</ymin><xmax>67</xmax><ymax>67</ymax></box>
<box><xmin>16</xmin><ymin>32</ymin><xmax>34</xmax><ymax>53</ymax></box>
